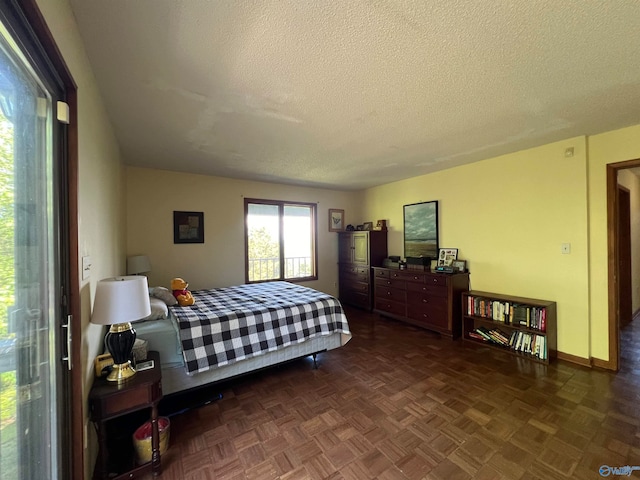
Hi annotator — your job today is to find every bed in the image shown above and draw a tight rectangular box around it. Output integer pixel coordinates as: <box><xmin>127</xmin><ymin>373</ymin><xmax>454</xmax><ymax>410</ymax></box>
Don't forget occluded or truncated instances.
<box><xmin>134</xmin><ymin>281</ymin><xmax>351</xmax><ymax>395</ymax></box>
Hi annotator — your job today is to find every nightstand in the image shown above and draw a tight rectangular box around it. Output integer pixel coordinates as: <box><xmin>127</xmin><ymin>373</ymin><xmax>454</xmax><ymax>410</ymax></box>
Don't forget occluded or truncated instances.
<box><xmin>89</xmin><ymin>351</ymin><xmax>163</xmax><ymax>479</ymax></box>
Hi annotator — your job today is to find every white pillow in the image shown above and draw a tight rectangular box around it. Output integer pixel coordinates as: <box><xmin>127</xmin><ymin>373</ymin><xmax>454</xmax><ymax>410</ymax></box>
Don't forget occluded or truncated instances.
<box><xmin>150</xmin><ymin>286</ymin><xmax>178</xmax><ymax>306</ymax></box>
<box><xmin>140</xmin><ymin>297</ymin><xmax>168</xmax><ymax>321</ymax></box>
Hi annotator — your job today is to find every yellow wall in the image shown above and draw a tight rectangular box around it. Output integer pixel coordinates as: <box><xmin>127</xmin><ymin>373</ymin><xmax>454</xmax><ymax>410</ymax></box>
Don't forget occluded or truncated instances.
<box><xmin>362</xmin><ymin>137</ymin><xmax>591</xmax><ymax>358</ymax></box>
<box><xmin>126</xmin><ymin>167</ymin><xmax>362</xmax><ymax>296</ymax></box>
<box><xmin>36</xmin><ymin>0</ymin><xmax>127</xmax><ymax>477</ymax></box>
<box><xmin>617</xmin><ymin>169</ymin><xmax>640</xmax><ymax>313</ymax></box>
<box><xmin>588</xmin><ymin>125</ymin><xmax>640</xmax><ymax>360</ymax></box>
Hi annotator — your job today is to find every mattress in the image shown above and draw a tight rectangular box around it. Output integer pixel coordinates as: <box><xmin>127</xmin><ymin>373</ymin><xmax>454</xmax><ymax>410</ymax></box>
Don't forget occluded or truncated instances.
<box><xmin>135</xmin><ymin>282</ymin><xmax>352</xmax><ymax>395</ymax></box>
<box><xmin>133</xmin><ymin>314</ymin><xmax>183</xmax><ymax>368</ymax></box>
<box><xmin>134</xmin><ymin>311</ymin><xmax>351</xmax><ymax>395</ymax></box>
<box><xmin>161</xmin><ymin>332</ymin><xmax>345</xmax><ymax>395</ymax></box>
<box><xmin>170</xmin><ymin>281</ymin><xmax>350</xmax><ymax>375</ymax></box>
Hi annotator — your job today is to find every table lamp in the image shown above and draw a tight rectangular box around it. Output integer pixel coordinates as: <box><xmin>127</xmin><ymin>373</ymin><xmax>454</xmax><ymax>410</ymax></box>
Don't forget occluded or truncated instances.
<box><xmin>91</xmin><ymin>276</ymin><xmax>151</xmax><ymax>383</ymax></box>
<box><xmin>127</xmin><ymin>255</ymin><xmax>151</xmax><ymax>275</ymax></box>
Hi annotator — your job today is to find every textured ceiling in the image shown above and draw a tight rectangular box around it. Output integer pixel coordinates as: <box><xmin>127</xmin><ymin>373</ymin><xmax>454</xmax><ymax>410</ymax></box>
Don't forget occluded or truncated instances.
<box><xmin>69</xmin><ymin>0</ymin><xmax>640</xmax><ymax>190</ymax></box>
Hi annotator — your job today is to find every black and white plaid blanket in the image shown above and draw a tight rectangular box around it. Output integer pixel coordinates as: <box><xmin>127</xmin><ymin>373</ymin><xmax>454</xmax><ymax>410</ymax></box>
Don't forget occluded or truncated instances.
<box><xmin>169</xmin><ymin>282</ymin><xmax>351</xmax><ymax>375</ymax></box>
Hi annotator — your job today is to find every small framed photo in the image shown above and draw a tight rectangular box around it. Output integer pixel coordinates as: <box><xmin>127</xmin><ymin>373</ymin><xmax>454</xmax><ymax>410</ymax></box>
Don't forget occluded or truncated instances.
<box><xmin>437</xmin><ymin>248</ymin><xmax>458</xmax><ymax>266</ymax></box>
<box><xmin>362</xmin><ymin>221</ymin><xmax>373</xmax><ymax>231</ymax></box>
<box><xmin>356</xmin><ymin>224</ymin><xmax>364</xmax><ymax>231</ymax></box>
<box><xmin>174</xmin><ymin>211</ymin><xmax>204</xmax><ymax>244</ymax></box>
<box><xmin>375</xmin><ymin>219</ymin><xmax>387</xmax><ymax>231</ymax></box>
<box><xmin>452</xmin><ymin>259</ymin><xmax>466</xmax><ymax>273</ymax></box>
<box><xmin>329</xmin><ymin>209</ymin><xmax>344</xmax><ymax>232</ymax></box>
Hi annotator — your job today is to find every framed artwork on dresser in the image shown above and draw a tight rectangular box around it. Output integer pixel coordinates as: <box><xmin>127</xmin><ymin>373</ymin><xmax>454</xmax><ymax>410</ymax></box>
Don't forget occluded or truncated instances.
<box><xmin>438</xmin><ymin>248</ymin><xmax>458</xmax><ymax>266</ymax></box>
<box><xmin>404</xmin><ymin>201</ymin><xmax>438</xmax><ymax>259</ymax></box>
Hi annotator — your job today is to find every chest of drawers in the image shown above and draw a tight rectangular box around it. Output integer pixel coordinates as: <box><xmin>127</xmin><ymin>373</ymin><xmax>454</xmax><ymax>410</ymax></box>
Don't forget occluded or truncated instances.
<box><xmin>372</xmin><ymin>267</ymin><xmax>469</xmax><ymax>338</ymax></box>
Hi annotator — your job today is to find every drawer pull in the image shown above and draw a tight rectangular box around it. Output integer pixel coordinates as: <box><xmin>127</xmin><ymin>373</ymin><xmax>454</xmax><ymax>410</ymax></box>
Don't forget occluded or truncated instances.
<box><xmin>422</xmin><ymin>299</ymin><xmax>428</xmax><ymax>303</ymax></box>
<box><xmin>432</xmin><ymin>278</ymin><xmax>438</xmax><ymax>283</ymax></box>
<box><xmin>413</xmin><ymin>276</ymin><xmax>420</xmax><ymax>280</ymax></box>
<box><xmin>387</xmin><ymin>292</ymin><xmax>392</xmax><ymax>296</ymax></box>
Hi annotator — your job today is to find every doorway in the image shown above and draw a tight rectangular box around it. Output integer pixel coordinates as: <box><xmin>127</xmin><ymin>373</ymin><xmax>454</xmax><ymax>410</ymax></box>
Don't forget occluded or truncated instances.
<box><xmin>606</xmin><ymin>159</ymin><xmax>640</xmax><ymax>372</ymax></box>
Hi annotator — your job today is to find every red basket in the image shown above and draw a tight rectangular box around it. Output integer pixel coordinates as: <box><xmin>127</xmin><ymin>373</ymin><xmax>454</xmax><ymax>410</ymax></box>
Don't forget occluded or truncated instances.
<box><xmin>133</xmin><ymin>417</ymin><xmax>170</xmax><ymax>464</ymax></box>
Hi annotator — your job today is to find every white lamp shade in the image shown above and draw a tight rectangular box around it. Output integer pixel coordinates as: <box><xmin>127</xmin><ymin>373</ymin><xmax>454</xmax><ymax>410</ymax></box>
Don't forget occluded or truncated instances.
<box><xmin>91</xmin><ymin>276</ymin><xmax>151</xmax><ymax>325</ymax></box>
<box><xmin>127</xmin><ymin>255</ymin><xmax>151</xmax><ymax>275</ymax></box>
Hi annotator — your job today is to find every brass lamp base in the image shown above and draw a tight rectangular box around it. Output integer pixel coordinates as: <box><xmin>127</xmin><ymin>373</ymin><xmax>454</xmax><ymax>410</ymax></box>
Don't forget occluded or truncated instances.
<box><xmin>106</xmin><ymin>361</ymin><xmax>136</xmax><ymax>383</ymax></box>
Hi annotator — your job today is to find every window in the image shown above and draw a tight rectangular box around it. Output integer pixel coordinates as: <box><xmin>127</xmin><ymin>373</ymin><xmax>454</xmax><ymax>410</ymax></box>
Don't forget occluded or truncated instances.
<box><xmin>245</xmin><ymin>198</ymin><xmax>317</xmax><ymax>283</ymax></box>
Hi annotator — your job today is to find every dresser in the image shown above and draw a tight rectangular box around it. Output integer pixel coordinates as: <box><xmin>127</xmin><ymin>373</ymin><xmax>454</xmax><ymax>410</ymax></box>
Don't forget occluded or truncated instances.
<box><xmin>338</xmin><ymin>231</ymin><xmax>387</xmax><ymax>310</ymax></box>
<box><xmin>372</xmin><ymin>267</ymin><xmax>469</xmax><ymax>338</ymax></box>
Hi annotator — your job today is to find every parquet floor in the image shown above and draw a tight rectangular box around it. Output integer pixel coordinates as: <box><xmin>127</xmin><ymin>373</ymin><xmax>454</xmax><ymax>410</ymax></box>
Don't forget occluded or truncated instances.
<box><xmin>143</xmin><ymin>308</ymin><xmax>640</xmax><ymax>479</ymax></box>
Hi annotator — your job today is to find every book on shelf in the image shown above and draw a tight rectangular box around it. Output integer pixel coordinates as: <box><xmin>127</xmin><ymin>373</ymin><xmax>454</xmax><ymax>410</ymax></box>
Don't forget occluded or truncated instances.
<box><xmin>475</xmin><ymin>326</ymin><xmax>510</xmax><ymax>347</ymax></box>
<box><xmin>468</xmin><ymin>331</ymin><xmax>486</xmax><ymax>341</ymax></box>
<box><xmin>511</xmin><ymin>332</ymin><xmax>547</xmax><ymax>359</ymax></box>
<box><xmin>467</xmin><ymin>295</ymin><xmax>554</xmax><ymax>328</ymax></box>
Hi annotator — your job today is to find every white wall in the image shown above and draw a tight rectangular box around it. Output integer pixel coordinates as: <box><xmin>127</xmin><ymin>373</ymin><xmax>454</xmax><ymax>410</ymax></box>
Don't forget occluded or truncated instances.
<box><xmin>36</xmin><ymin>1</ymin><xmax>127</xmax><ymax>477</ymax></box>
<box><xmin>126</xmin><ymin>167</ymin><xmax>363</xmax><ymax>296</ymax></box>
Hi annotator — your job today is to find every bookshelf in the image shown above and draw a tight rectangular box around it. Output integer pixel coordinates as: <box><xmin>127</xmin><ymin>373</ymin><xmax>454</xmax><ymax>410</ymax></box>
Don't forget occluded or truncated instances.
<box><xmin>461</xmin><ymin>290</ymin><xmax>557</xmax><ymax>364</ymax></box>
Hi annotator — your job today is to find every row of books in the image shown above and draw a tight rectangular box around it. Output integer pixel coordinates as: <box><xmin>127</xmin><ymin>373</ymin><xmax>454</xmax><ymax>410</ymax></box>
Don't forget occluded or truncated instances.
<box><xmin>465</xmin><ymin>296</ymin><xmax>546</xmax><ymax>332</ymax></box>
<box><xmin>469</xmin><ymin>327</ymin><xmax>548</xmax><ymax>359</ymax></box>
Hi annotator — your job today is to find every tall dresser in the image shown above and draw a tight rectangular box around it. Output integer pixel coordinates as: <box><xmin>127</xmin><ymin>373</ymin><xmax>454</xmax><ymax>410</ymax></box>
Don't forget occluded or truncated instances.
<box><xmin>338</xmin><ymin>231</ymin><xmax>388</xmax><ymax>310</ymax></box>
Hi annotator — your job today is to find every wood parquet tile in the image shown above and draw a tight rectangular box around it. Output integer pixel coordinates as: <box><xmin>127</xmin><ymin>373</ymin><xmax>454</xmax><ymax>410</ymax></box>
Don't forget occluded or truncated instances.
<box><xmin>138</xmin><ymin>307</ymin><xmax>640</xmax><ymax>479</ymax></box>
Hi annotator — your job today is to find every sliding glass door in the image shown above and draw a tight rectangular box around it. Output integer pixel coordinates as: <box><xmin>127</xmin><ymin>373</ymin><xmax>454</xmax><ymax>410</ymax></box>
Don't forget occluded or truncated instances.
<box><xmin>0</xmin><ymin>12</ymin><xmax>68</xmax><ymax>480</ymax></box>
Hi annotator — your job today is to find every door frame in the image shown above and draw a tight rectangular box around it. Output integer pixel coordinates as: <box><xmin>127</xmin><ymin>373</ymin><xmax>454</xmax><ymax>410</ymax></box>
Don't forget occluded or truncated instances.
<box><xmin>11</xmin><ymin>1</ymin><xmax>81</xmax><ymax>478</ymax></box>
<box><xmin>606</xmin><ymin>158</ymin><xmax>640</xmax><ymax>372</ymax></box>
<box><xmin>617</xmin><ymin>185</ymin><xmax>632</xmax><ymax>328</ymax></box>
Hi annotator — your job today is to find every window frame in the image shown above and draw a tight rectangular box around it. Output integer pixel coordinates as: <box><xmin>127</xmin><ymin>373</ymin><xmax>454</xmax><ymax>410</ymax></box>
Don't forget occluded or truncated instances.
<box><xmin>244</xmin><ymin>198</ymin><xmax>318</xmax><ymax>284</ymax></box>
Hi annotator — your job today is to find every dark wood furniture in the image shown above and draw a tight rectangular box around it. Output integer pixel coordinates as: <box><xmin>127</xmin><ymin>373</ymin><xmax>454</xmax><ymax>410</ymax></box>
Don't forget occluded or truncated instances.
<box><xmin>338</xmin><ymin>230</ymin><xmax>388</xmax><ymax>310</ymax></box>
<box><xmin>461</xmin><ymin>291</ymin><xmax>557</xmax><ymax>364</ymax></box>
<box><xmin>89</xmin><ymin>351</ymin><xmax>163</xmax><ymax>479</ymax></box>
<box><xmin>372</xmin><ymin>267</ymin><xmax>469</xmax><ymax>338</ymax></box>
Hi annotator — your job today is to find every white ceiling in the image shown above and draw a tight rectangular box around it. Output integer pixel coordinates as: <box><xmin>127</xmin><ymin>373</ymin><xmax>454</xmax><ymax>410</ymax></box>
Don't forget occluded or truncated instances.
<box><xmin>69</xmin><ymin>0</ymin><xmax>640</xmax><ymax>191</ymax></box>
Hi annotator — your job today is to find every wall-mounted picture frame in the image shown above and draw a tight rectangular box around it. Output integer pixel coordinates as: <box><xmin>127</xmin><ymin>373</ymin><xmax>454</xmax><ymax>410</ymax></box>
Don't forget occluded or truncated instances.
<box><xmin>363</xmin><ymin>221</ymin><xmax>373</xmax><ymax>231</ymax></box>
<box><xmin>329</xmin><ymin>209</ymin><xmax>344</xmax><ymax>232</ymax></box>
<box><xmin>437</xmin><ymin>248</ymin><xmax>458</xmax><ymax>266</ymax></box>
<box><xmin>404</xmin><ymin>201</ymin><xmax>439</xmax><ymax>259</ymax></box>
<box><xmin>173</xmin><ymin>211</ymin><xmax>204</xmax><ymax>244</ymax></box>
<box><xmin>452</xmin><ymin>259</ymin><xmax>466</xmax><ymax>273</ymax></box>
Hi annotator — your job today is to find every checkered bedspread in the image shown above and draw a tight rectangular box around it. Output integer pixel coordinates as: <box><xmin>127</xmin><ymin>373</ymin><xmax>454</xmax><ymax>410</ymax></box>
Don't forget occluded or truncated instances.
<box><xmin>169</xmin><ymin>282</ymin><xmax>351</xmax><ymax>375</ymax></box>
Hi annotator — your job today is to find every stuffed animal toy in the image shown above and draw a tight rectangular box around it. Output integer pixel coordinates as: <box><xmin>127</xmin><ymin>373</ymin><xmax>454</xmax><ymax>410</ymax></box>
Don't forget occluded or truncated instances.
<box><xmin>171</xmin><ymin>277</ymin><xmax>195</xmax><ymax>306</ymax></box>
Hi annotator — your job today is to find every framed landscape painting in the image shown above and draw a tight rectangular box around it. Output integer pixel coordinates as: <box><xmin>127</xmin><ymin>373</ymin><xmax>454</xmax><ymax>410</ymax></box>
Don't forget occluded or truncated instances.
<box><xmin>403</xmin><ymin>201</ymin><xmax>439</xmax><ymax>259</ymax></box>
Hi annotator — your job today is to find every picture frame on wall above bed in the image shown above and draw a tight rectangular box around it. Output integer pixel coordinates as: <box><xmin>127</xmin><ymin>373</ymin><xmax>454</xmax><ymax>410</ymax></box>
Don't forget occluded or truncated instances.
<box><xmin>173</xmin><ymin>211</ymin><xmax>204</xmax><ymax>244</ymax></box>
<box><xmin>403</xmin><ymin>200</ymin><xmax>439</xmax><ymax>259</ymax></box>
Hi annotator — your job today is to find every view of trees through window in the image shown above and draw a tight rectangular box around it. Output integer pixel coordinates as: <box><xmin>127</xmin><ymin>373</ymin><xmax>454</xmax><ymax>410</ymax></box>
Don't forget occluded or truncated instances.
<box><xmin>246</xmin><ymin>200</ymin><xmax>316</xmax><ymax>282</ymax></box>
<box><xmin>0</xmin><ymin>109</ymin><xmax>16</xmax><ymax>472</ymax></box>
